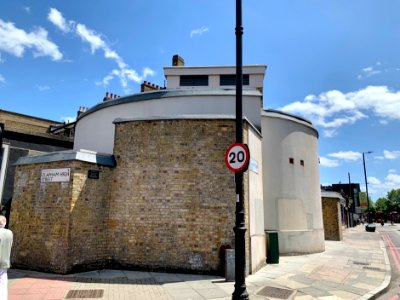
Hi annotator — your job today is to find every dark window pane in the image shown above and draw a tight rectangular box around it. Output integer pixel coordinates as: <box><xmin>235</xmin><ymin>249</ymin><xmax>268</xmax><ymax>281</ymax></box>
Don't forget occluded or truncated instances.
<box><xmin>220</xmin><ymin>74</ymin><xmax>249</xmax><ymax>86</ymax></box>
<box><xmin>180</xmin><ymin>75</ymin><xmax>209</xmax><ymax>86</ymax></box>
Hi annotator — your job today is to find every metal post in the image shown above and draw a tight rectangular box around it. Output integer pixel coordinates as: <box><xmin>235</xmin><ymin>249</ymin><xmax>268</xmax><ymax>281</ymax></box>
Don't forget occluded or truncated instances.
<box><xmin>362</xmin><ymin>152</ymin><xmax>372</xmax><ymax>223</ymax></box>
<box><xmin>232</xmin><ymin>0</ymin><xmax>249</xmax><ymax>299</ymax></box>
<box><xmin>0</xmin><ymin>123</ymin><xmax>3</xmax><ymax>177</ymax></box>
<box><xmin>347</xmin><ymin>172</ymin><xmax>352</xmax><ymax>227</ymax></box>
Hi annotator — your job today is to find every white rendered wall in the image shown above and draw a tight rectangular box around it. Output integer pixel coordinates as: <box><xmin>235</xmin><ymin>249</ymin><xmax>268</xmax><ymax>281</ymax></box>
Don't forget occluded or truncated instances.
<box><xmin>74</xmin><ymin>91</ymin><xmax>262</xmax><ymax>154</ymax></box>
<box><xmin>164</xmin><ymin>65</ymin><xmax>266</xmax><ymax>90</ymax></box>
<box><xmin>0</xmin><ymin>144</ymin><xmax>10</xmax><ymax>202</ymax></box>
<box><xmin>261</xmin><ymin>111</ymin><xmax>325</xmax><ymax>254</ymax></box>
<box><xmin>247</xmin><ymin>126</ymin><xmax>266</xmax><ymax>273</ymax></box>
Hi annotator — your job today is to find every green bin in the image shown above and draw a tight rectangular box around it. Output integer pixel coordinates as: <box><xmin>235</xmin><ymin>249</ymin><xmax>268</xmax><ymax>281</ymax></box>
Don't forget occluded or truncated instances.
<box><xmin>266</xmin><ymin>231</ymin><xmax>279</xmax><ymax>264</ymax></box>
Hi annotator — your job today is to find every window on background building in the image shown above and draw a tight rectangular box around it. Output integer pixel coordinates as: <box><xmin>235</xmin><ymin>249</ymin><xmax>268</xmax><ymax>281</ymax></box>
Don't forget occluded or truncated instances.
<box><xmin>300</xmin><ymin>160</ymin><xmax>304</xmax><ymax>166</ymax></box>
<box><xmin>180</xmin><ymin>75</ymin><xmax>208</xmax><ymax>86</ymax></box>
<box><xmin>220</xmin><ymin>74</ymin><xmax>249</xmax><ymax>86</ymax></box>
<box><xmin>289</xmin><ymin>158</ymin><xmax>294</xmax><ymax>164</ymax></box>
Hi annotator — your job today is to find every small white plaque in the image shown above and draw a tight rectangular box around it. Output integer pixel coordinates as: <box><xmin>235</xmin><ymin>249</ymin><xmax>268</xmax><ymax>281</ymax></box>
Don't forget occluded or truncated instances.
<box><xmin>41</xmin><ymin>168</ymin><xmax>71</xmax><ymax>183</ymax></box>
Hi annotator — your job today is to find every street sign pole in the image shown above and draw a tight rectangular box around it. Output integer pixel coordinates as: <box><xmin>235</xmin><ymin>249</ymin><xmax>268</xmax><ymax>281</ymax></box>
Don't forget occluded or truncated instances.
<box><xmin>232</xmin><ymin>0</ymin><xmax>249</xmax><ymax>299</ymax></box>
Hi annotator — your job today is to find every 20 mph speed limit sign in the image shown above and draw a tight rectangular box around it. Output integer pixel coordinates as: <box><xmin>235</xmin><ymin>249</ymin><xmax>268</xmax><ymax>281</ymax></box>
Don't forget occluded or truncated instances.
<box><xmin>225</xmin><ymin>143</ymin><xmax>250</xmax><ymax>172</ymax></box>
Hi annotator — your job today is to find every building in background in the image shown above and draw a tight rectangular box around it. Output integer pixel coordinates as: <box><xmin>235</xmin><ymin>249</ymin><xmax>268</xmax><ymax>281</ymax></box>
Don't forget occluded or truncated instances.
<box><xmin>0</xmin><ymin>110</ymin><xmax>74</xmax><ymax>222</ymax></box>
<box><xmin>321</xmin><ymin>191</ymin><xmax>345</xmax><ymax>241</ymax></box>
<box><xmin>322</xmin><ymin>183</ymin><xmax>361</xmax><ymax>226</ymax></box>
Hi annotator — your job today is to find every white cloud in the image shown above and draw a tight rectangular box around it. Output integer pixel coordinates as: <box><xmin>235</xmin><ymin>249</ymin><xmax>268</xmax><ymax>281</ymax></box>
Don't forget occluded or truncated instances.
<box><xmin>0</xmin><ymin>74</ymin><xmax>5</xmax><ymax>83</ymax></box>
<box><xmin>368</xmin><ymin>171</ymin><xmax>400</xmax><ymax>195</ymax></box>
<box><xmin>368</xmin><ymin>176</ymin><xmax>381</xmax><ymax>185</ymax></box>
<box><xmin>357</xmin><ymin>63</ymin><xmax>382</xmax><ymax>80</ymax></box>
<box><xmin>328</xmin><ymin>151</ymin><xmax>362</xmax><ymax>162</ymax></box>
<box><xmin>383</xmin><ymin>150</ymin><xmax>400</xmax><ymax>160</ymax></box>
<box><xmin>319</xmin><ymin>157</ymin><xmax>339</xmax><ymax>168</ymax></box>
<box><xmin>37</xmin><ymin>85</ymin><xmax>50</xmax><ymax>91</ymax></box>
<box><xmin>320</xmin><ymin>150</ymin><xmax>366</xmax><ymax>168</ymax></box>
<box><xmin>322</xmin><ymin>129</ymin><xmax>337</xmax><ymax>138</ymax></box>
<box><xmin>48</xmin><ymin>8</ymin><xmax>155</xmax><ymax>89</ymax></box>
<box><xmin>76</xmin><ymin>24</ymin><xmax>105</xmax><ymax>53</ymax></box>
<box><xmin>190</xmin><ymin>26</ymin><xmax>210</xmax><ymax>38</ymax></box>
<box><xmin>48</xmin><ymin>8</ymin><xmax>73</xmax><ymax>33</ymax></box>
<box><xmin>143</xmin><ymin>67</ymin><xmax>155</xmax><ymax>78</ymax></box>
<box><xmin>279</xmin><ymin>85</ymin><xmax>400</xmax><ymax>137</ymax></box>
<box><xmin>22</xmin><ymin>6</ymin><xmax>30</xmax><ymax>14</ymax></box>
<box><xmin>0</xmin><ymin>19</ymin><xmax>62</xmax><ymax>61</ymax></box>
<box><xmin>386</xmin><ymin>173</ymin><xmax>400</xmax><ymax>186</ymax></box>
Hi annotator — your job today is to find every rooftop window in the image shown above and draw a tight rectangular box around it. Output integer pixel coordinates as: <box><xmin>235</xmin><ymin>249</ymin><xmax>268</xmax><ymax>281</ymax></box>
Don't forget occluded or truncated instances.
<box><xmin>180</xmin><ymin>75</ymin><xmax>209</xmax><ymax>86</ymax></box>
<box><xmin>220</xmin><ymin>74</ymin><xmax>249</xmax><ymax>86</ymax></box>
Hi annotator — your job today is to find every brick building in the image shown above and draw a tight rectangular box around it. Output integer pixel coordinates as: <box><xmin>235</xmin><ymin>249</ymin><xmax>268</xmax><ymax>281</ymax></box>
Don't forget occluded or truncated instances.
<box><xmin>10</xmin><ymin>56</ymin><xmax>324</xmax><ymax>275</ymax></box>
<box><xmin>0</xmin><ymin>110</ymin><xmax>73</xmax><ymax>222</ymax></box>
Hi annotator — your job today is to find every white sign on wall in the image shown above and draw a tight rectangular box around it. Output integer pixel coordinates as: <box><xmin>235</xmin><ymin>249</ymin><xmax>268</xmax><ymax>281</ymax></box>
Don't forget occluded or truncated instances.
<box><xmin>41</xmin><ymin>168</ymin><xmax>71</xmax><ymax>183</ymax></box>
<box><xmin>249</xmin><ymin>157</ymin><xmax>259</xmax><ymax>174</ymax></box>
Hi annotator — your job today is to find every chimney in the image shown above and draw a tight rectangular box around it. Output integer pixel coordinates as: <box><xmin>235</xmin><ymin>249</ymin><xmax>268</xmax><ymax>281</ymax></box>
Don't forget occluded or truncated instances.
<box><xmin>103</xmin><ymin>92</ymin><xmax>120</xmax><ymax>101</ymax></box>
<box><xmin>141</xmin><ymin>81</ymin><xmax>160</xmax><ymax>93</ymax></box>
<box><xmin>77</xmin><ymin>106</ymin><xmax>88</xmax><ymax>118</ymax></box>
<box><xmin>172</xmin><ymin>55</ymin><xmax>185</xmax><ymax>66</ymax></box>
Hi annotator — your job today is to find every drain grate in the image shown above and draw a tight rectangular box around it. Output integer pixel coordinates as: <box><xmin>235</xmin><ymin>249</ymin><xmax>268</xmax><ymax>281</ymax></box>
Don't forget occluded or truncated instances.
<box><xmin>65</xmin><ymin>289</ymin><xmax>104</xmax><ymax>299</ymax></box>
<box><xmin>363</xmin><ymin>266</ymin><xmax>383</xmax><ymax>271</ymax></box>
<box><xmin>256</xmin><ymin>286</ymin><xmax>294</xmax><ymax>299</ymax></box>
<box><xmin>353</xmin><ymin>261</ymin><xmax>370</xmax><ymax>266</ymax></box>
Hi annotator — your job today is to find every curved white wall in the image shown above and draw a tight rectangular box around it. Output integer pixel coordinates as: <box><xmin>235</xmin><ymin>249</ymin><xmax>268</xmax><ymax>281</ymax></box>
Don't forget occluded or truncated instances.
<box><xmin>261</xmin><ymin>110</ymin><xmax>324</xmax><ymax>254</ymax></box>
<box><xmin>74</xmin><ymin>90</ymin><xmax>262</xmax><ymax>154</ymax></box>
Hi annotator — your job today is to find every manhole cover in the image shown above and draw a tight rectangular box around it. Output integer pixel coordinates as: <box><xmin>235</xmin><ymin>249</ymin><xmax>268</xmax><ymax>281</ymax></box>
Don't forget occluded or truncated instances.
<box><xmin>353</xmin><ymin>261</ymin><xmax>370</xmax><ymax>266</ymax></box>
<box><xmin>256</xmin><ymin>286</ymin><xmax>294</xmax><ymax>299</ymax></box>
<box><xmin>364</xmin><ymin>266</ymin><xmax>383</xmax><ymax>271</ymax></box>
<box><xmin>65</xmin><ymin>289</ymin><xmax>104</xmax><ymax>299</ymax></box>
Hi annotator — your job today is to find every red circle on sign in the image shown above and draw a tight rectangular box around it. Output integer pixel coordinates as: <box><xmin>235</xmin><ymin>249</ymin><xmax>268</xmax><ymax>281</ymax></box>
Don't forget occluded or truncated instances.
<box><xmin>225</xmin><ymin>143</ymin><xmax>250</xmax><ymax>172</ymax></box>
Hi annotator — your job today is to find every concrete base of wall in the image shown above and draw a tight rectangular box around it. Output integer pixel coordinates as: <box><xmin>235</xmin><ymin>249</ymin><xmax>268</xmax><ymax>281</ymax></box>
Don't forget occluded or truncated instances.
<box><xmin>250</xmin><ymin>234</ymin><xmax>266</xmax><ymax>273</ymax></box>
<box><xmin>278</xmin><ymin>229</ymin><xmax>325</xmax><ymax>255</ymax></box>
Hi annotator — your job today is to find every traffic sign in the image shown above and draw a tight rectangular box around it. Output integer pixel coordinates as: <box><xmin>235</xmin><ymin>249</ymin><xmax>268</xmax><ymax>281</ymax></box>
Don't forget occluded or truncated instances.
<box><xmin>225</xmin><ymin>143</ymin><xmax>250</xmax><ymax>172</ymax></box>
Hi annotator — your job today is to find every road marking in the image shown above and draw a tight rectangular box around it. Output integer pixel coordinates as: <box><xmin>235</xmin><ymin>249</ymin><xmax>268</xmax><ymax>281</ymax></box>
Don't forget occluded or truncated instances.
<box><xmin>383</xmin><ymin>233</ymin><xmax>400</xmax><ymax>272</ymax></box>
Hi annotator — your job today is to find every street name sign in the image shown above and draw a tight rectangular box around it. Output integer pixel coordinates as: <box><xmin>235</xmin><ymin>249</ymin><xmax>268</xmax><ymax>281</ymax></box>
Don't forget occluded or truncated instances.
<box><xmin>41</xmin><ymin>168</ymin><xmax>71</xmax><ymax>183</ymax></box>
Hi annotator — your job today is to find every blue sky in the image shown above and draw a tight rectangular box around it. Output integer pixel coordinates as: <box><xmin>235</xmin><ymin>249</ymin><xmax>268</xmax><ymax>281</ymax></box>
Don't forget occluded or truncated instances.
<box><xmin>0</xmin><ymin>1</ymin><xmax>399</xmax><ymax>201</ymax></box>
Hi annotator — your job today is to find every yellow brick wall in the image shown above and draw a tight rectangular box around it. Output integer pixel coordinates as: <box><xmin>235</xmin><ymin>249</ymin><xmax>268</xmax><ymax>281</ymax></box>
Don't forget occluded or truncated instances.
<box><xmin>11</xmin><ymin>161</ymin><xmax>113</xmax><ymax>273</ymax></box>
<box><xmin>10</xmin><ymin>118</ymin><xmax>252</xmax><ymax>275</ymax></box>
<box><xmin>109</xmin><ymin>119</ymin><xmax>250</xmax><ymax>274</ymax></box>
<box><xmin>321</xmin><ymin>197</ymin><xmax>343</xmax><ymax>241</ymax></box>
<box><xmin>0</xmin><ymin>110</ymin><xmax>59</xmax><ymax>135</ymax></box>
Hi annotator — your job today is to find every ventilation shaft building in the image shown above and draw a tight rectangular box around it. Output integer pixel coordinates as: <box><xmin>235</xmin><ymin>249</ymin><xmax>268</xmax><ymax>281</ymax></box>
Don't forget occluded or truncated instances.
<box><xmin>10</xmin><ymin>56</ymin><xmax>324</xmax><ymax>275</ymax></box>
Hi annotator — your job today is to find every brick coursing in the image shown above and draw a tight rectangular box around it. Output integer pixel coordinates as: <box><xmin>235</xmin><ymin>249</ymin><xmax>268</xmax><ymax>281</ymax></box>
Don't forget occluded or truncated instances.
<box><xmin>10</xmin><ymin>119</ymin><xmax>251</xmax><ymax>275</ymax></box>
<box><xmin>11</xmin><ymin>161</ymin><xmax>113</xmax><ymax>273</ymax></box>
<box><xmin>321</xmin><ymin>197</ymin><xmax>343</xmax><ymax>241</ymax></box>
<box><xmin>109</xmin><ymin>119</ymin><xmax>247</xmax><ymax>273</ymax></box>
<box><xmin>0</xmin><ymin>110</ymin><xmax>58</xmax><ymax>135</ymax></box>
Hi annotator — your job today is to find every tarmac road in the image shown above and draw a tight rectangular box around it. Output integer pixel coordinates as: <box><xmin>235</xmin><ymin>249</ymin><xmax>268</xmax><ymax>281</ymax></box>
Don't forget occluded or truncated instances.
<box><xmin>377</xmin><ymin>223</ymin><xmax>400</xmax><ymax>300</ymax></box>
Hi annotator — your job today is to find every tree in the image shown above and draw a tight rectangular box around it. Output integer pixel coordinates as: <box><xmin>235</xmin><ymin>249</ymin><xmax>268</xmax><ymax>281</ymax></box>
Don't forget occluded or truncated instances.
<box><xmin>387</xmin><ymin>189</ymin><xmax>400</xmax><ymax>208</ymax></box>
<box><xmin>373</xmin><ymin>189</ymin><xmax>400</xmax><ymax>220</ymax></box>
<box><xmin>375</xmin><ymin>197</ymin><xmax>387</xmax><ymax>212</ymax></box>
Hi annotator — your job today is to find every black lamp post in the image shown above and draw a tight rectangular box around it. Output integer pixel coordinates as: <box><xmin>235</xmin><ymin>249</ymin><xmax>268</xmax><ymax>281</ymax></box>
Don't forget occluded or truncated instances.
<box><xmin>362</xmin><ymin>151</ymin><xmax>373</xmax><ymax>223</ymax></box>
<box><xmin>232</xmin><ymin>0</ymin><xmax>249</xmax><ymax>299</ymax></box>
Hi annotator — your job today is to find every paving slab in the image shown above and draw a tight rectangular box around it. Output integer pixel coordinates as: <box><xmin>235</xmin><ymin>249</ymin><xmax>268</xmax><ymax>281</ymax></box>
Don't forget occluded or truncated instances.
<box><xmin>6</xmin><ymin>224</ymin><xmax>393</xmax><ymax>300</ymax></box>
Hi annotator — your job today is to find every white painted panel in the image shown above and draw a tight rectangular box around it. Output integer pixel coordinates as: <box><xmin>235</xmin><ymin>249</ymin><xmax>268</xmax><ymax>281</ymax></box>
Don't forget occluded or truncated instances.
<box><xmin>74</xmin><ymin>94</ymin><xmax>261</xmax><ymax>154</ymax></box>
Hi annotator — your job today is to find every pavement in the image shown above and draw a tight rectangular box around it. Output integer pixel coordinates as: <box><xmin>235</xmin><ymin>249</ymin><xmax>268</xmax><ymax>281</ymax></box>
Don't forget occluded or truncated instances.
<box><xmin>6</xmin><ymin>224</ymin><xmax>392</xmax><ymax>300</ymax></box>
